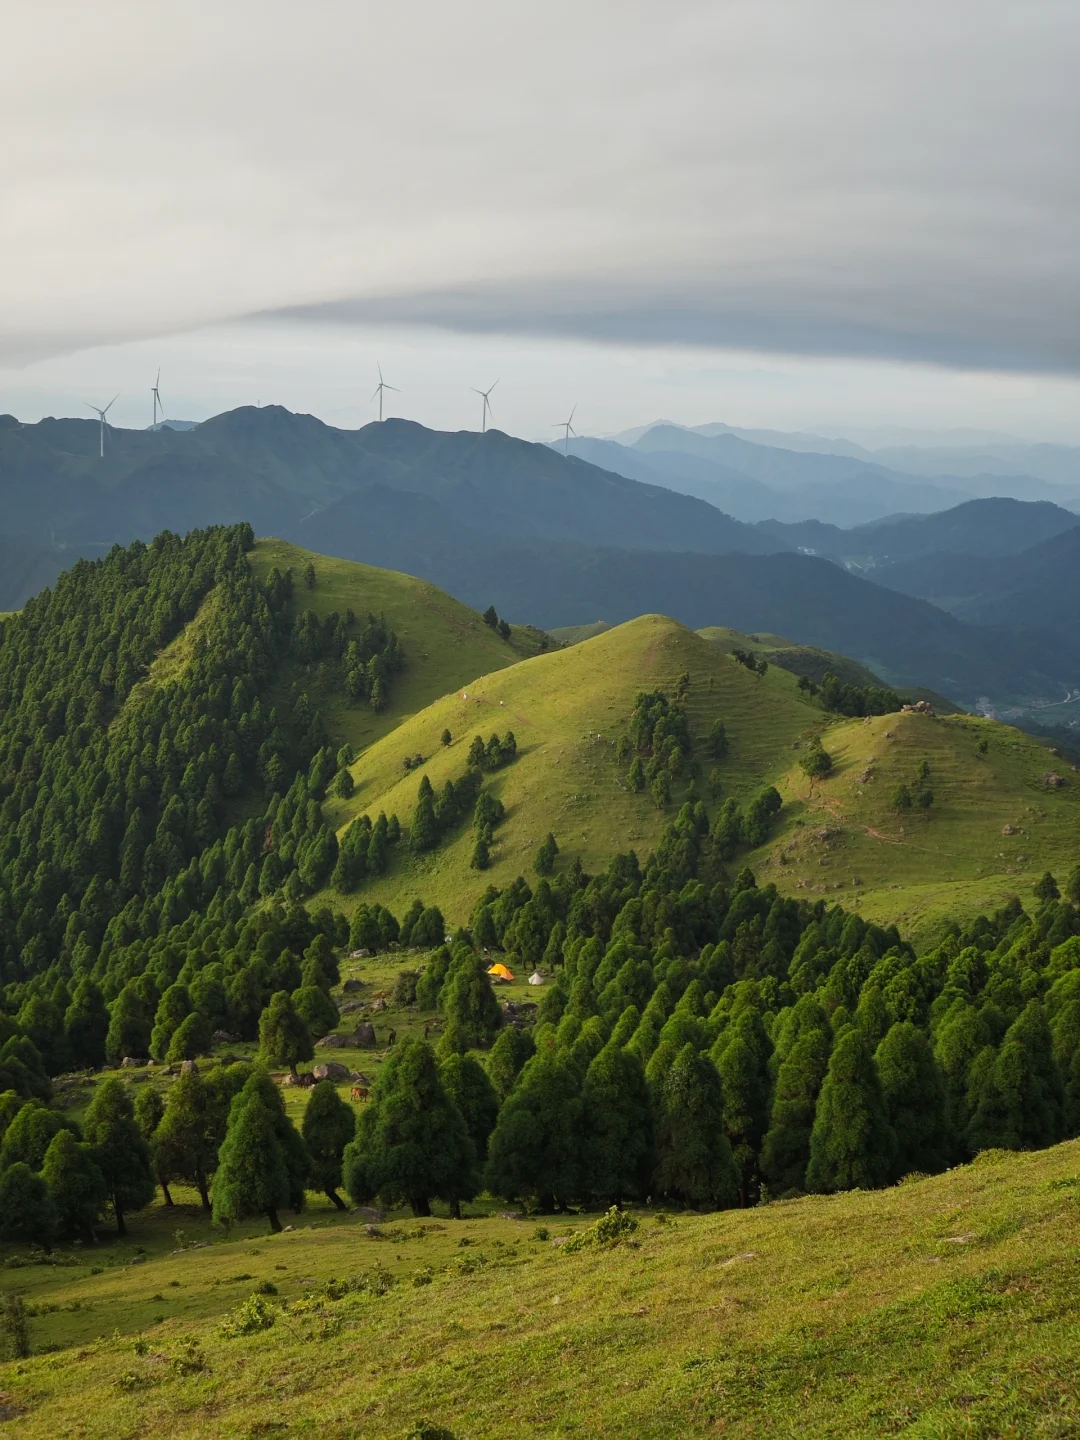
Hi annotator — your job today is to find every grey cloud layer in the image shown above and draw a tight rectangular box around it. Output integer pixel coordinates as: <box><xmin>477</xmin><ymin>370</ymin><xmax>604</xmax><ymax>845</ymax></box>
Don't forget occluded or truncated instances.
<box><xmin>5</xmin><ymin>1</ymin><xmax>1078</xmax><ymax>371</ymax></box>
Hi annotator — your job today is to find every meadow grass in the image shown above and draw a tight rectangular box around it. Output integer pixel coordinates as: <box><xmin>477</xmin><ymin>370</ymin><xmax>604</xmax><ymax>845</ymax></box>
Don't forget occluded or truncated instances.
<box><xmin>317</xmin><ymin>614</ymin><xmax>819</xmax><ymax>923</ymax></box>
<box><xmin>2</xmin><ymin>1142</ymin><xmax>1079</xmax><ymax>1437</ymax></box>
<box><xmin>248</xmin><ymin>539</ymin><xmax>547</xmax><ymax>759</ymax></box>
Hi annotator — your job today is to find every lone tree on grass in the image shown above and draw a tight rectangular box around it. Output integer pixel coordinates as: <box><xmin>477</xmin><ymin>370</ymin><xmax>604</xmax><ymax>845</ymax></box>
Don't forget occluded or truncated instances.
<box><xmin>258</xmin><ymin>991</ymin><xmax>314</xmax><ymax>1077</ymax></box>
<box><xmin>343</xmin><ymin>1039</ymin><xmax>478</xmax><ymax>1217</ymax></box>
<box><xmin>799</xmin><ymin>739</ymin><xmax>833</xmax><ymax>791</ymax></box>
<box><xmin>301</xmin><ymin>1080</ymin><xmax>356</xmax><ymax>1211</ymax></box>
<box><xmin>82</xmin><ymin>1077</ymin><xmax>155</xmax><ymax>1235</ymax></box>
<box><xmin>534</xmin><ymin>832</ymin><xmax>559</xmax><ymax>877</ymax></box>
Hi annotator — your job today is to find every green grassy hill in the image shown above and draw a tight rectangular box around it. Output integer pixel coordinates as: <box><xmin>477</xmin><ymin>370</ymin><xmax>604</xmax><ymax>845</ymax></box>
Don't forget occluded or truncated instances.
<box><xmin>746</xmin><ymin>707</ymin><xmax>1080</xmax><ymax>936</ymax></box>
<box><xmin>320</xmin><ymin>614</ymin><xmax>819</xmax><ymax>920</ymax></box>
<box><xmin>5</xmin><ymin>1141</ymin><xmax>1079</xmax><ymax>1438</ymax></box>
<box><xmin>248</xmin><ymin>539</ymin><xmax>548</xmax><ymax>754</ymax></box>
<box><xmin>312</xmin><ymin>607</ymin><xmax>1078</xmax><ymax>939</ymax></box>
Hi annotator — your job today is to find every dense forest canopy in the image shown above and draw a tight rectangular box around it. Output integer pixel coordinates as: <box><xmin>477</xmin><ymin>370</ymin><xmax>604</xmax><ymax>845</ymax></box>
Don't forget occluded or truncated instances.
<box><xmin>0</xmin><ymin>525</ymin><xmax>1079</xmax><ymax>1248</ymax></box>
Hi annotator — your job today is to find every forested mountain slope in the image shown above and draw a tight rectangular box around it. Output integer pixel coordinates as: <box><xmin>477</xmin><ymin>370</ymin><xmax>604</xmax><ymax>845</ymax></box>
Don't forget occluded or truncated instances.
<box><xmin>1</xmin><ymin>526</ymin><xmax>1080</xmax><ymax>1411</ymax></box>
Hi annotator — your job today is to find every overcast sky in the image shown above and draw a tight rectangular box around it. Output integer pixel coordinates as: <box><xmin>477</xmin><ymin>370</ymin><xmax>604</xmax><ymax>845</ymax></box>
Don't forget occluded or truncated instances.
<box><xmin>4</xmin><ymin>1</ymin><xmax>1079</xmax><ymax>440</ymax></box>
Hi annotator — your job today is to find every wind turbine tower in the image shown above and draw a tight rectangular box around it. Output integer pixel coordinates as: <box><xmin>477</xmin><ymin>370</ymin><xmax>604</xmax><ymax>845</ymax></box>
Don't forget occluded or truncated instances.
<box><xmin>151</xmin><ymin>370</ymin><xmax>164</xmax><ymax>428</ymax></box>
<box><xmin>472</xmin><ymin>380</ymin><xmax>498</xmax><ymax>433</ymax></box>
<box><xmin>84</xmin><ymin>396</ymin><xmax>118</xmax><ymax>459</ymax></box>
<box><xmin>372</xmin><ymin>363</ymin><xmax>399</xmax><ymax>422</ymax></box>
<box><xmin>555</xmin><ymin>405</ymin><xmax>578</xmax><ymax>457</ymax></box>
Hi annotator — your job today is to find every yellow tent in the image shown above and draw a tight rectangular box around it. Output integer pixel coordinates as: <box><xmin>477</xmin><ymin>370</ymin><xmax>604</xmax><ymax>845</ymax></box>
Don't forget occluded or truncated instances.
<box><xmin>487</xmin><ymin>963</ymin><xmax>515</xmax><ymax>982</ymax></box>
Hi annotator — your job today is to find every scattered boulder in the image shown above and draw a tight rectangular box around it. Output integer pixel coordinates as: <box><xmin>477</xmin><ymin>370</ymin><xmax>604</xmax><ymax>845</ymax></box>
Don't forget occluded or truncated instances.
<box><xmin>339</xmin><ymin>1001</ymin><xmax>365</xmax><ymax>1015</ymax></box>
<box><xmin>349</xmin><ymin>948</ymin><xmax>372</xmax><ymax>959</ymax></box>
<box><xmin>354</xmin><ymin>1023</ymin><xmax>377</xmax><ymax>1049</ymax></box>
<box><xmin>316</xmin><ymin>1033</ymin><xmax>349</xmax><ymax>1048</ymax></box>
<box><xmin>120</xmin><ymin>1056</ymin><xmax>144</xmax><ymax>1068</ymax></box>
<box><xmin>342</xmin><ymin>978</ymin><xmax>364</xmax><ymax>993</ymax></box>
<box><xmin>212</xmin><ymin>1030</ymin><xmax>240</xmax><ymax>1045</ymax></box>
<box><xmin>351</xmin><ymin>1072</ymin><xmax>372</xmax><ymax>1086</ymax></box>
<box><xmin>901</xmin><ymin>700</ymin><xmax>934</xmax><ymax>716</ymax></box>
<box><xmin>180</xmin><ymin>1059</ymin><xmax>199</xmax><ymax>1076</ymax></box>
<box><xmin>313</xmin><ymin>1062</ymin><xmax>351</xmax><ymax>1083</ymax></box>
<box><xmin>370</xmin><ymin>997</ymin><xmax>387</xmax><ymax>1013</ymax></box>
<box><xmin>1040</xmin><ymin>771</ymin><xmax>1067</xmax><ymax>789</ymax></box>
<box><xmin>1002</xmin><ymin>824</ymin><xmax>1020</xmax><ymax>835</ymax></box>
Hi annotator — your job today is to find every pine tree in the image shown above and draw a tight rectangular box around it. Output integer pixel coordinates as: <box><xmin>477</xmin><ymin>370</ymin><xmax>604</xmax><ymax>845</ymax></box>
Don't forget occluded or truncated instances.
<box><xmin>213</xmin><ymin>1085</ymin><xmax>291</xmax><ymax>1232</ymax></box>
<box><xmin>654</xmin><ymin>1043</ymin><xmax>740</xmax><ymax>1209</ymax></box>
<box><xmin>0</xmin><ymin>1102</ymin><xmax>76</xmax><ymax>1172</ymax></box>
<box><xmin>534</xmin><ymin>833</ymin><xmax>559</xmax><ymax>877</ymax></box>
<box><xmin>760</xmin><ymin>1027</ymin><xmax>831</xmax><ymax>1195</ymax></box>
<box><xmin>166</xmin><ymin>1010</ymin><xmax>213</xmax><ymax>1063</ymax></box>
<box><xmin>154</xmin><ymin>1069</ymin><xmax>218</xmax><ymax>1211</ymax></box>
<box><xmin>64</xmin><ymin>979</ymin><xmax>109</xmax><ymax>1069</ymax></box>
<box><xmin>875</xmin><ymin>1021</ymin><xmax>952</xmax><ymax>1180</ymax></box>
<box><xmin>258</xmin><ymin>991</ymin><xmax>314</xmax><ymax>1077</ymax></box>
<box><xmin>713</xmin><ymin>1009</ymin><xmax>772</xmax><ymax>1204</ymax></box>
<box><xmin>0</xmin><ymin>1163</ymin><xmax>56</xmax><ymax>1249</ymax></box>
<box><xmin>343</xmin><ymin>1040</ymin><xmax>477</xmax><ymax>1216</ymax></box>
<box><xmin>41</xmin><ymin>1129</ymin><xmax>107</xmax><ymax>1242</ymax></box>
<box><xmin>806</xmin><ymin>1028</ymin><xmax>894</xmax><ymax>1193</ymax></box>
<box><xmin>301</xmin><ymin>1080</ymin><xmax>356</xmax><ymax>1211</ymax></box>
<box><xmin>438</xmin><ymin>954</ymin><xmax>503</xmax><ymax>1054</ymax></box>
<box><xmin>485</xmin><ymin>1050</ymin><xmax>583</xmax><ymax>1211</ymax></box>
<box><xmin>439</xmin><ymin>1053</ymin><xmax>499</xmax><ymax>1165</ymax></box>
<box><xmin>410</xmin><ymin>784</ymin><xmax>439</xmax><ymax>853</ymax></box>
<box><xmin>966</xmin><ymin>1000</ymin><xmax>1065</xmax><ymax>1153</ymax></box>
<box><xmin>291</xmin><ymin>984</ymin><xmax>340</xmax><ymax>1039</ymax></box>
<box><xmin>484</xmin><ymin>1026</ymin><xmax>536</xmax><ymax>1102</ymax></box>
<box><xmin>83</xmin><ymin>1077</ymin><xmax>156</xmax><ymax>1235</ymax></box>
<box><xmin>580</xmin><ymin>1041</ymin><xmax>653</xmax><ymax>1204</ymax></box>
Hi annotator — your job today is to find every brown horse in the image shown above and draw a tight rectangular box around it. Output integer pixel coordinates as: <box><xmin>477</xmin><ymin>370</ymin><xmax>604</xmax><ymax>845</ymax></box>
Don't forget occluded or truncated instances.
<box><xmin>350</xmin><ymin>1085</ymin><xmax>369</xmax><ymax>1103</ymax></box>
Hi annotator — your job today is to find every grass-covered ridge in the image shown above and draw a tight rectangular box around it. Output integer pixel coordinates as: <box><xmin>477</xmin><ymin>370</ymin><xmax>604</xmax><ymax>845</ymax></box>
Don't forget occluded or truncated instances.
<box><xmin>3</xmin><ymin>1141</ymin><xmax>1079</xmax><ymax>1438</ymax></box>
<box><xmin>321</xmin><ymin>614</ymin><xmax>818</xmax><ymax>919</ymax></box>
<box><xmin>248</xmin><ymin>539</ymin><xmax>549</xmax><ymax>756</ymax></box>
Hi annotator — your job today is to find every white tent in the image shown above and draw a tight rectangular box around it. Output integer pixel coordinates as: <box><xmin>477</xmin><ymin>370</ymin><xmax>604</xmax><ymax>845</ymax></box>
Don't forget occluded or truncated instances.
<box><xmin>528</xmin><ymin>970</ymin><xmax>545</xmax><ymax>986</ymax></box>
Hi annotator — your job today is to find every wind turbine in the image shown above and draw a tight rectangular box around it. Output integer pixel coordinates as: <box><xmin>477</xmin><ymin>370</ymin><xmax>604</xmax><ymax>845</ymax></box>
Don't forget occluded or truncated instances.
<box><xmin>151</xmin><ymin>370</ymin><xmax>164</xmax><ymax>428</ymax></box>
<box><xmin>472</xmin><ymin>380</ymin><xmax>498</xmax><ymax>433</ymax></box>
<box><xmin>371</xmin><ymin>363</ymin><xmax>399</xmax><ymax>422</ymax></box>
<box><xmin>84</xmin><ymin>396</ymin><xmax>118</xmax><ymax>458</ymax></box>
<box><xmin>555</xmin><ymin>405</ymin><xmax>578</xmax><ymax>457</ymax></box>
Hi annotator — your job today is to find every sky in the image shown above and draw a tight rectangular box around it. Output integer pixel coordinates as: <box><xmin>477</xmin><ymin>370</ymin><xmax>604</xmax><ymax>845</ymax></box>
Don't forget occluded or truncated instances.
<box><xmin>4</xmin><ymin>1</ymin><xmax>1079</xmax><ymax>442</ymax></box>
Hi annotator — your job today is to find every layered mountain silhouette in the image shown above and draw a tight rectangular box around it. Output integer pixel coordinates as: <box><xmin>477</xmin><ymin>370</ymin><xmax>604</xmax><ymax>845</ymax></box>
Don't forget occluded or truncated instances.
<box><xmin>1</xmin><ymin>406</ymin><xmax>1077</xmax><ymax>705</ymax></box>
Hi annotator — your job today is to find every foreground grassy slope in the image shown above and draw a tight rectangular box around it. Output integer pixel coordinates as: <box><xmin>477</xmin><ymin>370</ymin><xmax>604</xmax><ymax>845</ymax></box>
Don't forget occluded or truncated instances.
<box><xmin>321</xmin><ymin>615</ymin><xmax>819</xmax><ymax>920</ymax></box>
<box><xmin>746</xmin><ymin>707</ymin><xmax>1080</xmax><ymax>935</ymax></box>
<box><xmin>4</xmin><ymin>1142</ymin><xmax>1079</xmax><ymax>1438</ymax></box>
<box><xmin>248</xmin><ymin>539</ymin><xmax>547</xmax><ymax>754</ymax></box>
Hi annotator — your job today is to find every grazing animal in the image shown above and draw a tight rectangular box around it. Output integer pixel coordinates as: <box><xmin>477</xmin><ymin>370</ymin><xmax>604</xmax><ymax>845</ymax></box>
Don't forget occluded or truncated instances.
<box><xmin>387</xmin><ymin>1028</ymin><xmax>397</xmax><ymax>1047</ymax></box>
<box><xmin>350</xmin><ymin>1085</ymin><xmax>369</xmax><ymax>1103</ymax></box>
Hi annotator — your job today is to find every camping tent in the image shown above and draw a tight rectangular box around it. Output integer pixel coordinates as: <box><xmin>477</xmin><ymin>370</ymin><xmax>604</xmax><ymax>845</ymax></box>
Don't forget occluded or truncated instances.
<box><xmin>528</xmin><ymin>971</ymin><xmax>545</xmax><ymax>986</ymax></box>
<box><xmin>487</xmin><ymin>963</ymin><xmax>515</xmax><ymax>983</ymax></box>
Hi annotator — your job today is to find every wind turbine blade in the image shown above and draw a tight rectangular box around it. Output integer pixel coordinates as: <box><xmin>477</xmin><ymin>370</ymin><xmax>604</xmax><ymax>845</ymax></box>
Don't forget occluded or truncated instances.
<box><xmin>103</xmin><ymin>395</ymin><xmax>118</xmax><ymax>415</ymax></box>
<box><xmin>490</xmin><ymin>379</ymin><xmax>499</xmax><ymax>393</ymax></box>
<box><xmin>568</xmin><ymin>405</ymin><xmax>576</xmax><ymax>424</ymax></box>
<box><xmin>155</xmin><ymin>369</ymin><xmax>160</xmax><ymax>387</ymax></box>
<box><xmin>385</xmin><ymin>384</ymin><xmax>400</xmax><ymax>392</ymax></box>
<box><xmin>371</xmin><ymin>385</ymin><xmax>382</xmax><ymax>400</ymax></box>
<box><xmin>83</xmin><ymin>402</ymin><xmax>99</xmax><ymax>414</ymax></box>
<box><xmin>377</xmin><ymin>363</ymin><xmax>384</xmax><ymax>383</ymax></box>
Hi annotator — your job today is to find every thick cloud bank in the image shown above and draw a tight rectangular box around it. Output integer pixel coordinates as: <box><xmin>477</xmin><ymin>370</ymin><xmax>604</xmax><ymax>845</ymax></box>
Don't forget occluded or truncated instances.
<box><xmin>4</xmin><ymin>1</ymin><xmax>1077</xmax><ymax>371</ymax></box>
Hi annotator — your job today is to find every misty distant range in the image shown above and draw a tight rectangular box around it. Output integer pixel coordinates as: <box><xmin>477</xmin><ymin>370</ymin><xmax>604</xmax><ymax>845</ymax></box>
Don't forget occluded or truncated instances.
<box><xmin>3</xmin><ymin>407</ymin><xmax>1080</xmax><ymax>726</ymax></box>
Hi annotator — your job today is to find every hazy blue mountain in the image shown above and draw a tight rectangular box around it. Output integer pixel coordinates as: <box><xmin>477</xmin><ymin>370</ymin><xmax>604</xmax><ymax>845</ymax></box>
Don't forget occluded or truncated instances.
<box><xmin>874</xmin><ymin>527</ymin><xmax>1080</xmax><ymax>643</ymax></box>
<box><xmin>0</xmin><ymin>407</ymin><xmax>778</xmax><ymax>556</ymax></box>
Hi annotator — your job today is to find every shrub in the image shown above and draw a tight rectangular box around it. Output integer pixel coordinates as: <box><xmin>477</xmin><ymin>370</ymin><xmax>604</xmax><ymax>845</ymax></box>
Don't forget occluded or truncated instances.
<box><xmin>220</xmin><ymin>1293</ymin><xmax>277</xmax><ymax>1337</ymax></box>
